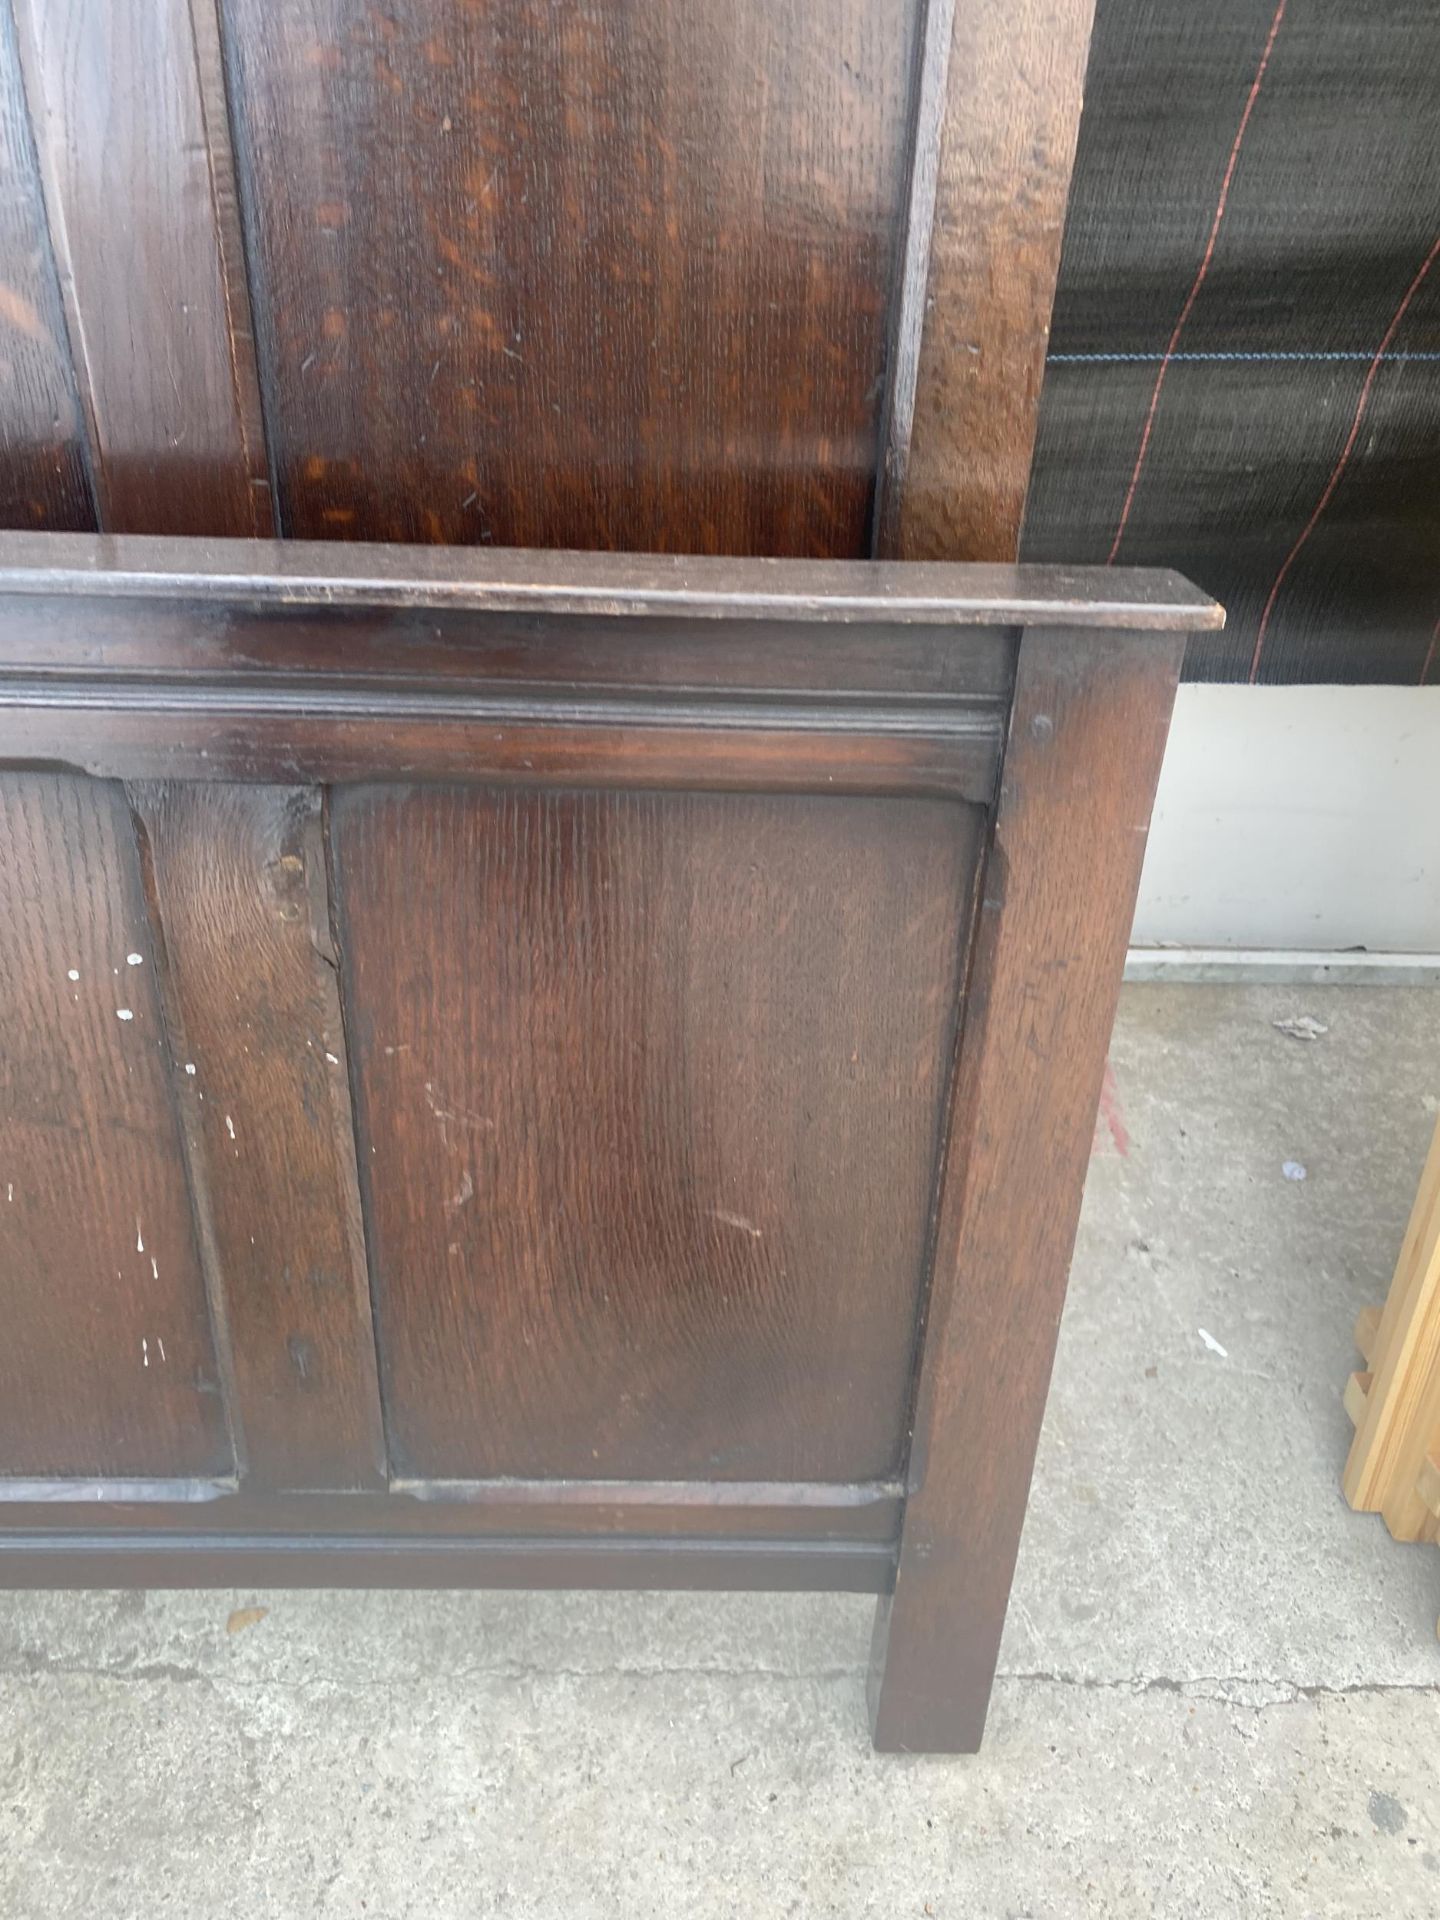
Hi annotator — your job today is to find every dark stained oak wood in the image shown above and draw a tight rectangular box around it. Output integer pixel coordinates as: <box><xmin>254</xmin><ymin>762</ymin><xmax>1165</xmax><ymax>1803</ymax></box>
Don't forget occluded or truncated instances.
<box><xmin>185</xmin><ymin>0</ymin><xmax>276</xmax><ymax>532</ymax></box>
<box><xmin>133</xmin><ymin>784</ymin><xmax>386</xmax><ymax>1490</ymax></box>
<box><xmin>0</xmin><ymin>597</ymin><xmax>1018</xmax><ymax>700</ymax></box>
<box><xmin>332</xmin><ymin>784</ymin><xmax>979</xmax><ymax>1482</ymax></box>
<box><xmin>0</xmin><ymin>1476</ymin><xmax>902</xmax><ymax>1545</ymax></box>
<box><xmin>0</xmin><ymin>537</ymin><xmax>1209</xmax><ymax>799</ymax></box>
<box><xmin>0</xmin><ymin>703</ymin><xmax>1000</xmax><ymax>803</ymax></box>
<box><xmin>875</xmin><ymin>0</ymin><xmax>1098</xmax><ymax>561</ymax></box>
<box><xmin>0</xmin><ymin>538</ymin><xmax>1216</xmax><ymax>1748</ymax></box>
<box><xmin>0</xmin><ymin>531</ymin><xmax>1226</xmax><ymax>627</ymax></box>
<box><xmin>0</xmin><ymin>773</ymin><xmax>230</xmax><ymax>1476</ymax></box>
<box><xmin>868</xmin><ymin>625</ymin><xmax>1184</xmax><ymax>1752</ymax></box>
<box><xmin>0</xmin><ymin>1531</ymin><xmax>894</xmax><ymax>1593</ymax></box>
<box><xmin>9</xmin><ymin>0</ymin><xmax>273</xmax><ymax>536</ymax></box>
<box><xmin>0</xmin><ymin>4</ymin><xmax>94</xmax><ymax>532</ymax></box>
<box><xmin>0</xmin><ymin>536</ymin><xmax>1213</xmax><ymax>797</ymax></box>
<box><xmin>218</xmin><ymin>0</ymin><xmax>918</xmax><ymax>555</ymax></box>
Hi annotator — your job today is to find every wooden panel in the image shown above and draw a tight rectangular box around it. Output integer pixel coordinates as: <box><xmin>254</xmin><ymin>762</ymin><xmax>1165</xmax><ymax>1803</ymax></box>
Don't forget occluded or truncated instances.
<box><xmin>218</xmin><ymin>0</ymin><xmax>919</xmax><ymax>553</ymax></box>
<box><xmin>135</xmin><ymin>785</ymin><xmax>386</xmax><ymax>1490</ymax></box>
<box><xmin>869</xmin><ymin>625</ymin><xmax>1182</xmax><ymax>1751</ymax></box>
<box><xmin>332</xmin><ymin>785</ymin><xmax>978</xmax><ymax>1482</ymax></box>
<box><xmin>0</xmin><ymin>1</ymin><xmax>93</xmax><ymax>530</ymax></box>
<box><xmin>875</xmin><ymin>0</ymin><xmax>1097</xmax><ymax>561</ymax></box>
<box><xmin>10</xmin><ymin>0</ymin><xmax>272</xmax><ymax>535</ymax></box>
<box><xmin>0</xmin><ymin>773</ymin><xmax>230</xmax><ymax>1477</ymax></box>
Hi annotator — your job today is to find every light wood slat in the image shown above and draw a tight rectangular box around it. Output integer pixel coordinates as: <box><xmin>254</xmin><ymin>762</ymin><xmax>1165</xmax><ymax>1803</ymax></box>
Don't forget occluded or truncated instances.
<box><xmin>1343</xmin><ymin>1118</ymin><xmax>1440</xmax><ymax>1541</ymax></box>
<box><xmin>1354</xmin><ymin>1303</ymin><xmax>1383</xmax><ymax>1366</ymax></box>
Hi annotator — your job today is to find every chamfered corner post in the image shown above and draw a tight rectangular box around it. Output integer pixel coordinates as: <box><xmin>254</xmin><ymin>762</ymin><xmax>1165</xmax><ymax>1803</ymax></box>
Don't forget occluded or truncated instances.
<box><xmin>868</xmin><ymin>622</ymin><xmax>1184</xmax><ymax>1753</ymax></box>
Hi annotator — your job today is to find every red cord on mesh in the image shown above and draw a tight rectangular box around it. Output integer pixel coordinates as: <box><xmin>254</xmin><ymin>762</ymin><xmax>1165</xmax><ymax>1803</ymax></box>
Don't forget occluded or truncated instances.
<box><xmin>1249</xmin><ymin>231</ymin><xmax>1440</xmax><ymax>683</ymax></box>
<box><xmin>1418</xmin><ymin>619</ymin><xmax>1439</xmax><ymax>688</ymax></box>
<box><xmin>1106</xmin><ymin>0</ymin><xmax>1289</xmax><ymax>566</ymax></box>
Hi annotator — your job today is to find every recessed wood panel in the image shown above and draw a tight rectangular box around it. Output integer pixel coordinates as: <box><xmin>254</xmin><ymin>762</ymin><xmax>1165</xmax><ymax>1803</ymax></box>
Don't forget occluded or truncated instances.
<box><xmin>333</xmin><ymin>785</ymin><xmax>977</xmax><ymax>1481</ymax></box>
<box><xmin>0</xmin><ymin>775</ymin><xmax>229</xmax><ymax>1477</ymax></box>
<box><xmin>218</xmin><ymin>0</ymin><xmax>919</xmax><ymax>554</ymax></box>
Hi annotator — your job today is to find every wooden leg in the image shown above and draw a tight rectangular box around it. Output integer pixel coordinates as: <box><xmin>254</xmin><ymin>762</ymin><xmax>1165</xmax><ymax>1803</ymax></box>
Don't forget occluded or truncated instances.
<box><xmin>868</xmin><ymin>627</ymin><xmax>1182</xmax><ymax>1753</ymax></box>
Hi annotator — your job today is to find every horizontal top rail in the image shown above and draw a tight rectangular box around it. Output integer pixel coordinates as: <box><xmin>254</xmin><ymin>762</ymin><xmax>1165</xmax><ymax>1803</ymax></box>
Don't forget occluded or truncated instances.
<box><xmin>0</xmin><ymin>534</ymin><xmax>1223</xmax><ymax>631</ymax></box>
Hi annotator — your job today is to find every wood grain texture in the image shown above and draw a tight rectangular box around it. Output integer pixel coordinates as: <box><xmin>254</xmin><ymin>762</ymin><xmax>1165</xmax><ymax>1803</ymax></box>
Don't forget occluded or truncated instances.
<box><xmin>218</xmin><ymin>0</ymin><xmax>918</xmax><ymax>554</ymax></box>
<box><xmin>10</xmin><ymin>0</ymin><xmax>272</xmax><ymax>535</ymax></box>
<box><xmin>1342</xmin><ymin>1116</ymin><xmax>1440</xmax><ymax>1542</ymax></box>
<box><xmin>134</xmin><ymin>784</ymin><xmax>386</xmax><ymax>1490</ymax></box>
<box><xmin>875</xmin><ymin>0</ymin><xmax>1098</xmax><ymax>561</ymax></box>
<box><xmin>332</xmin><ymin>785</ymin><xmax>978</xmax><ymax>1482</ymax></box>
<box><xmin>0</xmin><ymin>773</ymin><xmax>229</xmax><ymax>1477</ymax></box>
<box><xmin>0</xmin><ymin>1</ymin><xmax>94</xmax><ymax>530</ymax></box>
<box><xmin>868</xmin><ymin>625</ymin><xmax>1182</xmax><ymax>1751</ymax></box>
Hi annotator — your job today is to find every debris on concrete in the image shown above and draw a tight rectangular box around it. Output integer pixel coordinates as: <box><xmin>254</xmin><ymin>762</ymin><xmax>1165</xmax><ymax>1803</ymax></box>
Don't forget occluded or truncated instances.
<box><xmin>1273</xmin><ymin>1013</ymin><xmax>1329</xmax><ymax>1041</ymax></box>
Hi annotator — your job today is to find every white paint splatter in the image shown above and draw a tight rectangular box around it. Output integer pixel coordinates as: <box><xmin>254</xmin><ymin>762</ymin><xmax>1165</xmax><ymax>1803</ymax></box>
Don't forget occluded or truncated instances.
<box><xmin>136</xmin><ymin>1220</ymin><xmax>145</xmax><ymax>1253</ymax></box>
<box><xmin>157</xmin><ymin>1337</ymin><xmax>166</xmax><ymax>1364</ymax></box>
<box><xmin>422</xmin><ymin>1081</ymin><xmax>493</xmax><ymax>1142</ymax></box>
<box><xmin>126</xmin><ymin>952</ymin><xmax>144</xmax><ymax>967</ymax></box>
<box><xmin>225</xmin><ymin>1115</ymin><xmax>236</xmax><ymax>1141</ymax></box>
<box><xmin>151</xmin><ymin>1257</ymin><xmax>159</xmax><ymax>1281</ymax></box>
<box><xmin>5</xmin><ymin>1184</ymin><xmax>12</xmax><ymax>1203</ymax></box>
<box><xmin>325</xmin><ymin>1052</ymin><xmax>340</xmax><ymax>1065</ymax></box>
<box><xmin>184</xmin><ymin>1063</ymin><xmax>197</xmax><ymax>1076</ymax></box>
<box><xmin>116</xmin><ymin>1008</ymin><xmax>134</xmax><ymax>1022</ymax></box>
<box><xmin>141</xmin><ymin>1338</ymin><xmax>149</xmax><ymax>1369</ymax></box>
<box><xmin>709</xmin><ymin>1207</ymin><xmax>763</xmax><ymax>1239</ymax></box>
<box><xmin>1198</xmin><ymin>1328</ymin><xmax>1228</xmax><ymax>1357</ymax></box>
<box><xmin>1282</xmin><ymin>1160</ymin><xmax>1307</xmax><ymax>1182</ymax></box>
<box><xmin>66</xmin><ymin>968</ymin><xmax>80</xmax><ymax>982</ymax></box>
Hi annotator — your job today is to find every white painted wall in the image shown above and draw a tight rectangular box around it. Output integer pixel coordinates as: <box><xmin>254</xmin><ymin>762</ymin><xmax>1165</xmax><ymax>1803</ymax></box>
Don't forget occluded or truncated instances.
<box><xmin>1133</xmin><ymin>685</ymin><xmax>1440</xmax><ymax>952</ymax></box>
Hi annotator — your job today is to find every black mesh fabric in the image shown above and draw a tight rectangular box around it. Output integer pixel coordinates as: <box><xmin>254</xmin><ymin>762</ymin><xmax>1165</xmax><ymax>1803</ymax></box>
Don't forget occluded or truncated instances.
<box><xmin>1023</xmin><ymin>0</ymin><xmax>1440</xmax><ymax>683</ymax></box>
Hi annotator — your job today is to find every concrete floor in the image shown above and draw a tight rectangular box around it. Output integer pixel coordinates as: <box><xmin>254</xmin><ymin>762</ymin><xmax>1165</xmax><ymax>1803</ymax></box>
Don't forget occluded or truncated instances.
<box><xmin>3</xmin><ymin>984</ymin><xmax>1439</xmax><ymax>1917</ymax></box>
